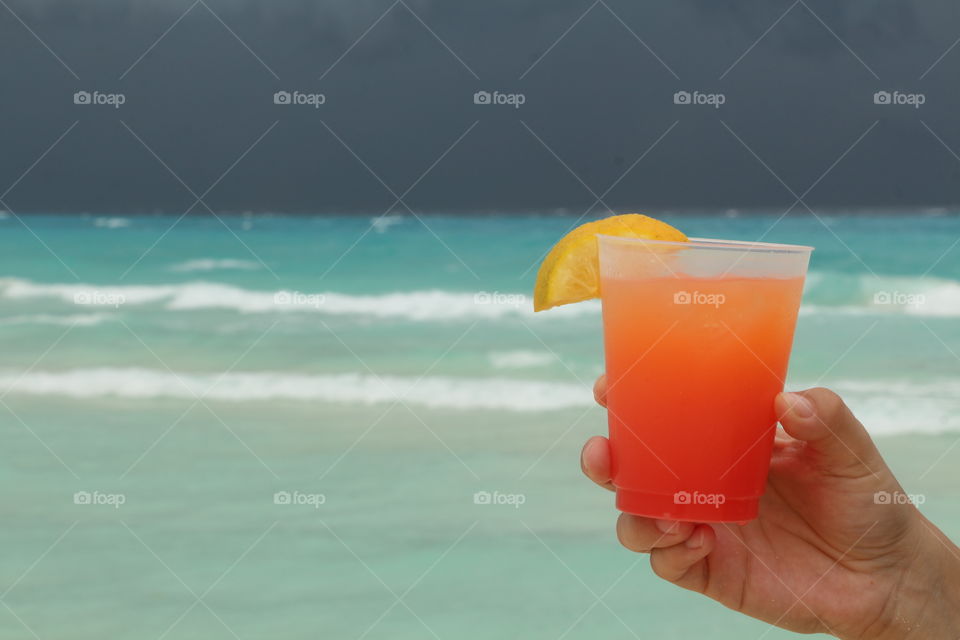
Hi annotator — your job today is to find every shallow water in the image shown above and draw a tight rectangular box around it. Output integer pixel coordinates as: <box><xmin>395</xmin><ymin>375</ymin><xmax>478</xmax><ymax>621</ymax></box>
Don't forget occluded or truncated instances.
<box><xmin>0</xmin><ymin>211</ymin><xmax>958</xmax><ymax>638</ymax></box>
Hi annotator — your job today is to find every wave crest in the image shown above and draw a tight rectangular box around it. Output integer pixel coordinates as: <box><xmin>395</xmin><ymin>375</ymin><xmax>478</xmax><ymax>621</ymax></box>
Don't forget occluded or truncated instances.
<box><xmin>0</xmin><ymin>368</ymin><xmax>590</xmax><ymax>412</ymax></box>
<box><xmin>4</xmin><ymin>271</ymin><xmax>960</xmax><ymax>321</ymax></box>
<box><xmin>0</xmin><ymin>278</ymin><xmax>596</xmax><ymax>321</ymax></box>
<box><xmin>169</xmin><ymin>259</ymin><xmax>261</xmax><ymax>272</ymax></box>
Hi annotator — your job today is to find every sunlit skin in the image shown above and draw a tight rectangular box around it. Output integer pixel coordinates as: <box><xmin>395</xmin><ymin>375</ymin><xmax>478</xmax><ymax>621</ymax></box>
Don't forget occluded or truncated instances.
<box><xmin>582</xmin><ymin>375</ymin><xmax>960</xmax><ymax>639</ymax></box>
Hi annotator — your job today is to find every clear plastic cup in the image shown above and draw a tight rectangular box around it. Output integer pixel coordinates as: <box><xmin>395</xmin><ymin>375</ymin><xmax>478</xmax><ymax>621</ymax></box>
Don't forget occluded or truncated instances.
<box><xmin>598</xmin><ymin>236</ymin><xmax>812</xmax><ymax>523</ymax></box>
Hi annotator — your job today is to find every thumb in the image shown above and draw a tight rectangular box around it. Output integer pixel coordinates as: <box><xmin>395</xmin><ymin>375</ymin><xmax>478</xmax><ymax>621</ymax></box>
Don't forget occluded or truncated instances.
<box><xmin>775</xmin><ymin>387</ymin><xmax>882</xmax><ymax>476</ymax></box>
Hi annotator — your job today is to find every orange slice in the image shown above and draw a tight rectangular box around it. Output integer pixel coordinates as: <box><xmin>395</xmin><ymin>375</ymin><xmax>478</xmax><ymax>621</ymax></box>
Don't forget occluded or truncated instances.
<box><xmin>533</xmin><ymin>213</ymin><xmax>687</xmax><ymax>311</ymax></box>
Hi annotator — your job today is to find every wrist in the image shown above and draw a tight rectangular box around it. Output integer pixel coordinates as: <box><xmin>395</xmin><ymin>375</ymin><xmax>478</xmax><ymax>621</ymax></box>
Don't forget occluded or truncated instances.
<box><xmin>863</xmin><ymin>517</ymin><xmax>960</xmax><ymax>640</ymax></box>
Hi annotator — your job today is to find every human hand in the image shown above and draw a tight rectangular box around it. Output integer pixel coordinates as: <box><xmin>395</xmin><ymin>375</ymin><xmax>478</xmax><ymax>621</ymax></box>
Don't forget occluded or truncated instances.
<box><xmin>582</xmin><ymin>375</ymin><xmax>960</xmax><ymax>639</ymax></box>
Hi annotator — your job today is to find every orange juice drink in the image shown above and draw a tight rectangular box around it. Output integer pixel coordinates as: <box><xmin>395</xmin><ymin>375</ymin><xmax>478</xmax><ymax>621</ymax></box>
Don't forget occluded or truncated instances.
<box><xmin>598</xmin><ymin>236</ymin><xmax>811</xmax><ymax>523</ymax></box>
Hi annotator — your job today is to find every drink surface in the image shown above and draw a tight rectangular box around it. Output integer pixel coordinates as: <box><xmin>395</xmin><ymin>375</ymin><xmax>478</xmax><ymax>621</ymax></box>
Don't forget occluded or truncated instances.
<box><xmin>601</xmin><ymin>274</ymin><xmax>806</xmax><ymax>518</ymax></box>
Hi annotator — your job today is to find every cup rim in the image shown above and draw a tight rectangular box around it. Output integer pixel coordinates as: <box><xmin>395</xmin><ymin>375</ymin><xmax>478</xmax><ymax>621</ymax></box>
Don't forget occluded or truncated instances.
<box><xmin>596</xmin><ymin>234</ymin><xmax>814</xmax><ymax>254</ymax></box>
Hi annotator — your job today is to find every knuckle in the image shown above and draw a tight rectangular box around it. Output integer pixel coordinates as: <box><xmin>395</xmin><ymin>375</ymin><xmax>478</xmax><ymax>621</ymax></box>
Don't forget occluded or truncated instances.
<box><xmin>649</xmin><ymin>550</ymin><xmax>676</xmax><ymax>581</ymax></box>
<box><xmin>806</xmin><ymin>387</ymin><xmax>847</xmax><ymax>421</ymax></box>
<box><xmin>616</xmin><ymin>515</ymin><xmax>651</xmax><ymax>553</ymax></box>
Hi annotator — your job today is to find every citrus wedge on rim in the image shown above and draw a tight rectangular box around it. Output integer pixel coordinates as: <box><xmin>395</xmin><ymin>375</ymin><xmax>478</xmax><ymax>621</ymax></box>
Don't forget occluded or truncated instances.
<box><xmin>533</xmin><ymin>214</ymin><xmax>687</xmax><ymax>311</ymax></box>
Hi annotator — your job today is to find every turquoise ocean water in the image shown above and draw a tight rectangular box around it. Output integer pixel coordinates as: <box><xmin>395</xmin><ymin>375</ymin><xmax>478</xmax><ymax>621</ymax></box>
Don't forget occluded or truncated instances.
<box><xmin>1</xmin><ymin>211</ymin><xmax>959</xmax><ymax>638</ymax></box>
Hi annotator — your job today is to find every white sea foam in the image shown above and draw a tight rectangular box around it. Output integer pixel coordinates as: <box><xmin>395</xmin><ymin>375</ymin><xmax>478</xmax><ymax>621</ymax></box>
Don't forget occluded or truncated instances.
<box><xmin>1</xmin><ymin>279</ymin><xmax>175</xmax><ymax>305</ymax></box>
<box><xmin>4</xmin><ymin>272</ymin><xmax>960</xmax><ymax>320</ymax></box>
<box><xmin>799</xmin><ymin>305</ymin><xmax>875</xmax><ymax>317</ymax></box>
<box><xmin>93</xmin><ymin>217</ymin><xmax>131</xmax><ymax>229</ymax></box>
<box><xmin>0</xmin><ymin>313</ymin><xmax>109</xmax><ymax>327</ymax></box>
<box><xmin>2</xmin><ymin>367</ymin><xmax>957</xmax><ymax>430</ymax></box>
<box><xmin>904</xmin><ymin>280</ymin><xmax>960</xmax><ymax>317</ymax></box>
<box><xmin>791</xmin><ymin>379</ymin><xmax>960</xmax><ymax>436</ymax></box>
<box><xmin>488</xmin><ymin>350</ymin><xmax>556</xmax><ymax>369</ymax></box>
<box><xmin>370</xmin><ymin>214</ymin><xmax>404</xmax><ymax>234</ymax></box>
<box><xmin>168</xmin><ymin>259</ymin><xmax>261</xmax><ymax>272</ymax></box>
<box><xmin>0</xmin><ymin>368</ymin><xmax>591</xmax><ymax>412</ymax></box>
<box><xmin>803</xmin><ymin>272</ymin><xmax>960</xmax><ymax>316</ymax></box>
<box><xmin>0</xmin><ymin>278</ymin><xmax>597</xmax><ymax>320</ymax></box>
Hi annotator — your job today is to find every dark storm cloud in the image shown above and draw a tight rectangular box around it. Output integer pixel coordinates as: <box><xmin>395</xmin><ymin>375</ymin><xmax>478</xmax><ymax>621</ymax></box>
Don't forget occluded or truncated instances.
<box><xmin>0</xmin><ymin>0</ymin><xmax>958</xmax><ymax>214</ymax></box>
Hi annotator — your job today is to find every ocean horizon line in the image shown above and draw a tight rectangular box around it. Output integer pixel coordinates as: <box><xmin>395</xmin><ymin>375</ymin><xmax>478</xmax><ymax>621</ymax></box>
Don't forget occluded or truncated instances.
<box><xmin>2</xmin><ymin>207</ymin><xmax>959</xmax><ymax>219</ymax></box>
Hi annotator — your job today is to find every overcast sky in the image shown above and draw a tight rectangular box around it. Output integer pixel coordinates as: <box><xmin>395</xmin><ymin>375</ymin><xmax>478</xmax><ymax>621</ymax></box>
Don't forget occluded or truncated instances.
<box><xmin>1</xmin><ymin>0</ymin><xmax>958</xmax><ymax>214</ymax></box>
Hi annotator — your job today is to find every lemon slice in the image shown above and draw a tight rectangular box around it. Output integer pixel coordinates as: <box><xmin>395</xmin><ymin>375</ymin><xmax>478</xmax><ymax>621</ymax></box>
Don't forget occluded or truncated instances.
<box><xmin>533</xmin><ymin>214</ymin><xmax>687</xmax><ymax>311</ymax></box>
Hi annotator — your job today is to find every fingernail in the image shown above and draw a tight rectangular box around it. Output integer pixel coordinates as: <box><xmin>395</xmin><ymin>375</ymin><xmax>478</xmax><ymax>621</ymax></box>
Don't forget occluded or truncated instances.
<box><xmin>685</xmin><ymin>528</ymin><xmax>705</xmax><ymax>549</ymax></box>
<box><xmin>655</xmin><ymin>519</ymin><xmax>679</xmax><ymax>534</ymax></box>
<box><xmin>783</xmin><ymin>392</ymin><xmax>814</xmax><ymax>419</ymax></box>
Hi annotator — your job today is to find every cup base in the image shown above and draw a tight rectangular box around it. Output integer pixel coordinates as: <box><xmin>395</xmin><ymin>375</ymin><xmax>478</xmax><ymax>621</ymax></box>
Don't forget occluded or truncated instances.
<box><xmin>615</xmin><ymin>488</ymin><xmax>758</xmax><ymax>524</ymax></box>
